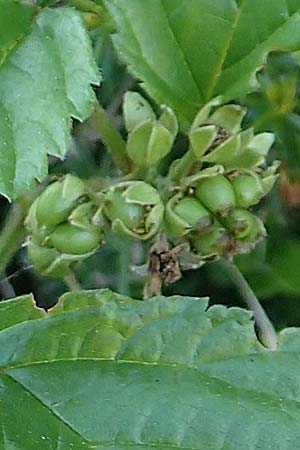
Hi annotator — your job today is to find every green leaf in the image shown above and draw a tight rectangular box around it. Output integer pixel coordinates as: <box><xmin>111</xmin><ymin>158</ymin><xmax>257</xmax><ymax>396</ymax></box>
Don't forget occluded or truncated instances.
<box><xmin>2</xmin><ymin>289</ymin><xmax>300</xmax><ymax>449</ymax></box>
<box><xmin>0</xmin><ymin>6</ymin><xmax>100</xmax><ymax>200</ymax></box>
<box><xmin>0</xmin><ymin>0</ymin><xmax>35</xmax><ymax>66</ymax></box>
<box><xmin>104</xmin><ymin>0</ymin><xmax>300</xmax><ymax>126</ymax></box>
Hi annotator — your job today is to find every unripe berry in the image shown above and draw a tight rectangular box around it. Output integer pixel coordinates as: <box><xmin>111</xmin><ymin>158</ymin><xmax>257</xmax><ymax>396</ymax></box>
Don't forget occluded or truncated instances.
<box><xmin>34</xmin><ymin>175</ymin><xmax>86</xmax><ymax>229</ymax></box>
<box><xmin>104</xmin><ymin>190</ymin><xmax>145</xmax><ymax>231</ymax></box>
<box><xmin>103</xmin><ymin>181</ymin><xmax>164</xmax><ymax>240</ymax></box>
<box><xmin>174</xmin><ymin>197</ymin><xmax>213</xmax><ymax>230</ymax></box>
<box><xmin>192</xmin><ymin>222</ymin><xmax>230</xmax><ymax>257</ymax></box>
<box><xmin>47</xmin><ymin>223</ymin><xmax>102</xmax><ymax>255</ymax></box>
<box><xmin>231</xmin><ymin>172</ymin><xmax>264</xmax><ymax>208</ymax></box>
<box><xmin>195</xmin><ymin>175</ymin><xmax>236</xmax><ymax>216</ymax></box>
<box><xmin>27</xmin><ymin>240</ymin><xmax>70</xmax><ymax>279</ymax></box>
<box><xmin>225</xmin><ymin>209</ymin><xmax>257</xmax><ymax>239</ymax></box>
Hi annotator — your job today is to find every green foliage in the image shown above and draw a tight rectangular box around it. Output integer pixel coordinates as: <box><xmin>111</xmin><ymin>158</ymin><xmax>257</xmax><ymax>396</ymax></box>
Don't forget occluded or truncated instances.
<box><xmin>105</xmin><ymin>0</ymin><xmax>300</xmax><ymax>126</ymax></box>
<box><xmin>244</xmin><ymin>51</ymin><xmax>300</xmax><ymax>180</ymax></box>
<box><xmin>1</xmin><ymin>290</ymin><xmax>300</xmax><ymax>449</ymax></box>
<box><xmin>1</xmin><ymin>3</ymin><xmax>300</xmax><ymax>447</ymax></box>
<box><xmin>0</xmin><ymin>0</ymin><xmax>35</xmax><ymax>65</ymax></box>
<box><xmin>0</xmin><ymin>6</ymin><xmax>100</xmax><ymax>200</ymax></box>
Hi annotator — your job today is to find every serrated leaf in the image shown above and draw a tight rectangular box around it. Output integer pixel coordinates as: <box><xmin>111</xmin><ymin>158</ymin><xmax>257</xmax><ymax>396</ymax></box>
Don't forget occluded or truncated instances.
<box><xmin>1</xmin><ymin>289</ymin><xmax>300</xmax><ymax>449</ymax></box>
<box><xmin>104</xmin><ymin>0</ymin><xmax>300</xmax><ymax>126</ymax></box>
<box><xmin>0</xmin><ymin>7</ymin><xmax>100</xmax><ymax>200</ymax></box>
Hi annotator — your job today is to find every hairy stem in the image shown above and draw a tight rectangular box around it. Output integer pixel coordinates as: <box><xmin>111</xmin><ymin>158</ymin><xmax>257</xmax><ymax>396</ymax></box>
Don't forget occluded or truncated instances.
<box><xmin>222</xmin><ymin>260</ymin><xmax>278</xmax><ymax>351</ymax></box>
<box><xmin>0</xmin><ymin>185</ymin><xmax>43</xmax><ymax>276</ymax></box>
<box><xmin>117</xmin><ymin>242</ymin><xmax>131</xmax><ymax>296</ymax></box>
<box><xmin>90</xmin><ymin>102</ymin><xmax>132</xmax><ymax>174</ymax></box>
<box><xmin>64</xmin><ymin>272</ymin><xmax>81</xmax><ymax>292</ymax></box>
<box><xmin>0</xmin><ymin>202</ymin><xmax>27</xmax><ymax>274</ymax></box>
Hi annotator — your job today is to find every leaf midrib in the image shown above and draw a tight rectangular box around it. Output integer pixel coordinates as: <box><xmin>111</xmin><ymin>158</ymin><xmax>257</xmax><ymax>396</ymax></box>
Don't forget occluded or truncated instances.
<box><xmin>3</xmin><ymin>356</ymin><xmax>300</xmax><ymax>410</ymax></box>
<box><xmin>205</xmin><ymin>0</ymin><xmax>246</xmax><ymax>101</ymax></box>
<box><xmin>4</xmin><ymin>358</ymin><xmax>300</xmax><ymax>450</ymax></box>
<box><xmin>3</xmin><ymin>372</ymin><xmax>201</xmax><ymax>450</ymax></box>
<box><xmin>160</xmin><ymin>0</ymin><xmax>205</xmax><ymax>102</ymax></box>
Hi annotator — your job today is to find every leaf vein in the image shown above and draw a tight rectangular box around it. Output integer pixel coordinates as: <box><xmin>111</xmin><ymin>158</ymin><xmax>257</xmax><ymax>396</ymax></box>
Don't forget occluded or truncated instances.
<box><xmin>206</xmin><ymin>0</ymin><xmax>246</xmax><ymax>101</ymax></box>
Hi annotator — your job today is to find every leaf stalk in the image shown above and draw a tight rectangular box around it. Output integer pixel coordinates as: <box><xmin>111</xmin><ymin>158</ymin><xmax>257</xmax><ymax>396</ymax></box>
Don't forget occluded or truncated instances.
<box><xmin>222</xmin><ymin>260</ymin><xmax>278</xmax><ymax>351</ymax></box>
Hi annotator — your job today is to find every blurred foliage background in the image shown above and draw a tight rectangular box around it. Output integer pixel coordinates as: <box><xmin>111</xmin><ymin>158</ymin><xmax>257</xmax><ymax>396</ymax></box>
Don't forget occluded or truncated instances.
<box><xmin>1</xmin><ymin>28</ymin><xmax>300</xmax><ymax>331</ymax></box>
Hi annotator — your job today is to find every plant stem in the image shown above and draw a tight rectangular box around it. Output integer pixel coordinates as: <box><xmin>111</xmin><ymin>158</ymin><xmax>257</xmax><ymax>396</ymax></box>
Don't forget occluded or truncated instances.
<box><xmin>64</xmin><ymin>272</ymin><xmax>81</xmax><ymax>292</ymax></box>
<box><xmin>90</xmin><ymin>102</ymin><xmax>132</xmax><ymax>174</ymax></box>
<box><xmin>0</xmin><ymin>202</ymin><xmax>27</xmax><ymax>274</ymax></box>
<box><xmin>117</xmin><ymin>242</ymin><xmax>131</xmax><ymax>296</ymax></box>
<box><xmin>0</xmin><ymin>270</ymin><xmax>16</xmax><ymax>299</ymax></box>
<box><xmin>0</xmin><ymin>184</ymin><xmax>44</xmax><ymax>275</ymax></box>
<box><xmin>222</xmin><ymin>260</ymin><xmax>278</xmax><ymax>351</ymax></box>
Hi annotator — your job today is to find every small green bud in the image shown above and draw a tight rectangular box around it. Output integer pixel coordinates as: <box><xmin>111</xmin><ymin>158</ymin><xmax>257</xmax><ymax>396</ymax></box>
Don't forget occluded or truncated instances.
<box><xmin>126</xmin><ymin>120</ymin><xmax>173</xmax><ymax>167</ymax></box>
<box><xmin>69</xmin><ymin>202</ymin><xmax>95</xmax><ymax>229</ymax></box>
<box><xmin>27</xmin><ymin>240</ymin><xmax>73</xmax><ymax>279</ymax></box>
<box><xmin>174</xmin><ymin>198</ymin><xmax>213</xmax><ymax>230</ymax></box>
<box><xmin>234</xmin><ymin>215</ymin><xmax>267</xmax><ymax>253</ymax></box>
<box><xmin>195</xmin><ymin>175</ymin><xmax>236</xmax><ymax>216</ymax></box>
<box><xmin>104</xmin><ymin>190</ymin><xmax>144</xmax><ymax>230</ymax></box>
<box><xmin>166</xmin><ymin>195</ymin><xmax>213</xmax><ymax>237</ymax></box>
<box><xmin>228</xmin><ymin>131</ymin><xmax>274</xmax><ymax>169</ymax></box>
<box><xmin>192</xmin><ymin>222</ymin><xmax>230</xmax><ymax>257</ymax></box>
<box><xmin>47</xmin><ymin>223</ymin><xmax>102</xmax><ymax>255</ymax></box>
<box><xmin>123</xmin><ymin>92</ymin><xmax>155</xmax><ymax>133</ymax></box>
<box><xmin>244</xmin><ymin>215</ymin><xmax>266</xmax><ymax>242</ymax></box>
<box><xmin>103</xmin><ymin>181</ymin><xmax>164</xmax><ymax>240</ymax></box>
<box><xmin>261</xmin><ymin>175</ymin><xmax>277</xmax><ymax>195</ymax></box>
<box><xmin>189</xmin><ymin>103</ymin><xmax>245</xmax><ymax>161</ymax></box>
<box><xmin>225</xmin><ymin>209</ymin><xmax>258</xmax><ymax>239</ymax></box>
<box><xmin>201</xmin><ymin>134</ymin><xmax>241</xmax><ymax>166</ymax></box>
<box><xmin>158</xmin><ymin>105</ymin><xmax>178</xmax><ymax>138</ymax></box>
<box><xmin>26</xmin><ymin>175</ymin><xmax>87</xmax><ymax>231</ymax></box>
<box><xmin>189</xmin><ymin>125</ymin><xmax>217</xmax><ymax>158</ymax></box>
<box><xmin>231</xmin><ymin>172</ymin><xmax>264</xmax><ymax>208</ymax></box>
<box><xmin>208</xmin><ymin>104</ymin><xmax>246</xmax><ymax>134</ymax></box>
<box><xmin>260</xmin><ymin>161</ymin><xmax>280</xmax><ymax>195</ymax></box>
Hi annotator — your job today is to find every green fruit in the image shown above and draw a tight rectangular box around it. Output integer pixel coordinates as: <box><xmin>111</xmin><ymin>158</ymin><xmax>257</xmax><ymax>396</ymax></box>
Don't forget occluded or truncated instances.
<box><xmin>192</xmin><ymin>223</ymin><xmax>230</xmax><ymax>256</ymax></box>
<box><xmin>103</xmin><ymin>181</ymin><xmax>164</xmax><ymax>240</ymax></box>
<box><xmin>27</xmin><ymin>240</ymin><xmax>70</xmax><ymax>279</ymax></box>
<box><xmin>158</xmin><ymin>105</ymin><xmax>178</xmax><ymax>138</ymax></box>
<box><xmin>104</xmin><ymin>191</ymin><xmax>145</xmax><ymax>231</ymax></box>
<box><xmin>27</xmin><ymin>240</ymin><xmax>59</xmax><ymax>273</ymax></box>
<box><xmin>240</xmin><ymin>215</ymin><xmax>266</xmax><ymax>243</ymax></box>
<box><xmin>126</xmin><ymin>120</ymin><xmax>173</xmax><ymax>167</ymax></box>
<box><xmin>195</xmin><ymin>175</ymin><xmax>236</xmax><ymax>216</ymax></box>
<box><xmin>231</xmin><ymin>173</ymin><xmax>264</xmax><ymax>208</ymax></box>
<box><xmin>173</xmin><ymin>197</ymin><xmax>213</xmax><ymax>232</ymax></box>
<box><xmin>34</xmin><ymin>175</ymin><xmax>86</xmax><ymax>228</ymax></box>
<box><xmin>225</xmin><ymin>209</ymin><xmax>257</xmax><ymax>239</ymax></box>
<box><xmin>48</xmin><ymin>223</ymin><xmax>102</xmax><ymax>255</ymax></box>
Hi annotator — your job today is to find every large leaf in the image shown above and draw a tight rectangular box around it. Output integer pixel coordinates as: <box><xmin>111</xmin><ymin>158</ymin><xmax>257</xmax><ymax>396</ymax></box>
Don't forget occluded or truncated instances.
<box><xmin>105</xmin><ymin>0</ymin><xmax>300</xmax><ymax>126</ymax></box>
<box><xmin>0</xmin><ymin>5</ymin><xmax>100</xmax><ymax>200</ymax></box>
<box><xmin>1</xmin><ymin>289</ymin><xmax>300</xmax><ymax>449</ymax></box>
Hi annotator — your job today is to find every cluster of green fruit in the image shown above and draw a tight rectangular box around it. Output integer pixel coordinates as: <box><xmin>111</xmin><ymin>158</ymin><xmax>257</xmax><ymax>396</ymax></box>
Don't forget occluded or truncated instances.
<box><xmin>25</xmin><ymin>175</ymin><xmax>163</xmax><ymax>278</ymax></box>
<box><xmin>166</xmin><ymin>166</ymin><xmax>276</xmax><ymax>260</ymax></box>
<box><xmin>25</xmin><ymin>94</ymin><xmax>278</xmax><ymax>278</ymax></box>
